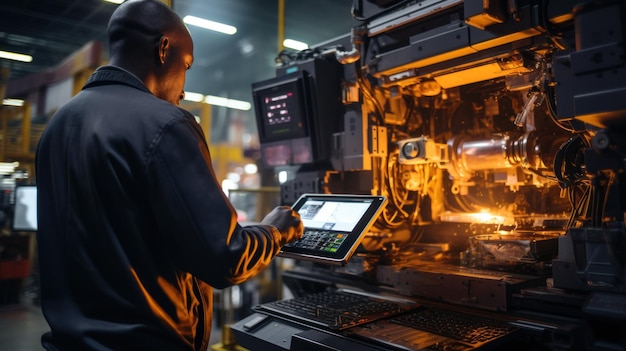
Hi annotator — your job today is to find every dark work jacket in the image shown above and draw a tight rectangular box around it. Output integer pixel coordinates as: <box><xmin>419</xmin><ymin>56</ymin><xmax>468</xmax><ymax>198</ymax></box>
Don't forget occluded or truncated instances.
<box><xmin>35</xmin><ymin>66</ymin><xmax>283</xmax><ymax>351</ymax></box>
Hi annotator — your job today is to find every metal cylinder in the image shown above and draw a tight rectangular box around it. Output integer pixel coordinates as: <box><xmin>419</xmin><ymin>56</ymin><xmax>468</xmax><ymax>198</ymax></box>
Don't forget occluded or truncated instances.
<box><xmin>447</xmin><ymin>134</ymin><xmax>525</xmax><ymax>180</ymax></box>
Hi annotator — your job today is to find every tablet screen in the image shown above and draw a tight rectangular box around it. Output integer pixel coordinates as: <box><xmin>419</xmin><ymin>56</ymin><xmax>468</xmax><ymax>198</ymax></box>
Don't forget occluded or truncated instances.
<box><xmin>280</xmin><ymin>194</ymin><xmax>387</xmax><ymax>265</ymax></box>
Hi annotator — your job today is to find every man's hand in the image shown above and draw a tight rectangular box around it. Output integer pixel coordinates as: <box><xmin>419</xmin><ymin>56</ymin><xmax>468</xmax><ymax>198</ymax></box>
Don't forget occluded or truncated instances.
<box><xmin>261</xmin><ymin>206</ymin><xmax>304</xmax><ymax>245</ymax></box>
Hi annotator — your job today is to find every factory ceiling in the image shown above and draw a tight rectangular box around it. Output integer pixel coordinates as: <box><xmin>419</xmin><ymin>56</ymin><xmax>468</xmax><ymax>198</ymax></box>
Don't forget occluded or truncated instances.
<box><xmin>0</xmin><ymin>0</ymin><xmax>358</xmax><ymax>102</ymax></box>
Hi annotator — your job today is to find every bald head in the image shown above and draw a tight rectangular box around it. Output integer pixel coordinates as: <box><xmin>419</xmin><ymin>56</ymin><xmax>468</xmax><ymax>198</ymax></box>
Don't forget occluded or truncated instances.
<box><xmin>106</xmin><ymin>0</ymin><xmax>194</xmax><ymax>105</ymax></box>
<box><xmin>108</xmin><ymin>0</ymin><xmax>187</xmax><ymax>62</ymax></box>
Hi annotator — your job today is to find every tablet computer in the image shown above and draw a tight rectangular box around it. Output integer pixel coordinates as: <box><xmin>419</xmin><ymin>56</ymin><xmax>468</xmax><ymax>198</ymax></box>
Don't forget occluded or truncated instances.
<box><xmin>280</xmin><ymin>193</ymin><xmax>387</xmax><ymax>265</ymax></box>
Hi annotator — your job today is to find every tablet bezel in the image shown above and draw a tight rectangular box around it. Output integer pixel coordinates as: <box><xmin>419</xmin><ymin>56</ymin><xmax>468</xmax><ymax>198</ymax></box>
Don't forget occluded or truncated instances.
<box><xmin>280</xmin><ymin>193</ymin><xmax>387</xmax><ymax>265</ymax></box>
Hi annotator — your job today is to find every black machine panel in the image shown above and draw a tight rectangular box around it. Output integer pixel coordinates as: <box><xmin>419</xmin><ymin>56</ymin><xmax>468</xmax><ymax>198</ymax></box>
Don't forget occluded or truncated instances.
<box><xmin>233</xmin><ymin>289</ymin><xmax>532</xmax><ymax>351</ymax></box>
<box><xmin>254</xmin><ymin>288</ymin><xmax>417</xmax><ymax>330</ymax></box>
<box><xmin>252</xmin><ymin>58</ymin><xmax>343</xmax><ymax>167</ymax></box>
<box><xmin>240</xmin><ymin>0</ymin><xmax>626</xmax><ymax>350</ymax></box>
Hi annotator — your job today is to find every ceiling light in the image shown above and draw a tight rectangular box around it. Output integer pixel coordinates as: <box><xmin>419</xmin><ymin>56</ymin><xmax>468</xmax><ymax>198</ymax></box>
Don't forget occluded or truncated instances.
<box><xmin>244</xmin><ymin>163</ymin><xmax>258</xmax><ymax>174</ymax></box>
<box><xmin>0</xmin><ymin>162</ymin><xmax>19</xmax><ymax>175</ymax></box>
<box><xmin>2</xmin><ymin>98</ymin><xmax>25</xmax><ymax>107</ymax></box>
<box><xmin>278</xmin><ymin>171</ymin><xmax>288</xmax><ymax>184</ymax></box>
<box><xmin>283</xmin><ymin>39</ymin><xmax>309</xmax><ymax>51</ymax></box>
<box><xmin>224</xmin><ymin>100</ymin><xmax>252</xmax><ymax>111</ymax></box>
<box><xmin>183</xmin><ymin>91</ymin><xmax>204</xmax><ymax>103</ymax></box>
<box><xmin>184</xmin><ymin>92</ymin><xmax>251</xmax><ymax>111</ymax></box>
<box><xmin>205</xmin><ymin>95</ymin><xmax>251</xmax><ymax>111</ymax></box>
<box><xmin>0</xmin><ymin>50</ymin><xmax>33</xmax><ymax>63</ymax></box>
<box><xmin>103</xmin><ymin>0</ymin><xmax>125</xmax><ymax>4</ymax></box>
<box><xmin>183</xmin><ymin>15</ymin><xmax>237</xmax><ymax>35</ymax></box>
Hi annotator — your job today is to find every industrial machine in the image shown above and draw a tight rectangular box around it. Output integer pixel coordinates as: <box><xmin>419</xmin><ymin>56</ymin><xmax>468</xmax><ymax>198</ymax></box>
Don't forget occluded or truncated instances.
<box><xmin>232</xmin><ymin>1</ymin><xmax>626</xmax><ymax>350</ymax></box>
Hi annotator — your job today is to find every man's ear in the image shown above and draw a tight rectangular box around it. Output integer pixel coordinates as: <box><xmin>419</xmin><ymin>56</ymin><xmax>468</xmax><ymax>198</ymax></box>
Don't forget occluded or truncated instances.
<box><xmin>157</xmin><ymin>36</ymin><xmax>170</xmax><ymax>64</ymax></box>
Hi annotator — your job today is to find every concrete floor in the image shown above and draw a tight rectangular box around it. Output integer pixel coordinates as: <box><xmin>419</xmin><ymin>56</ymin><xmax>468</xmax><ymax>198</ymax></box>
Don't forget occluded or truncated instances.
<box><xmin>0</xmin><ymin>268</ymin><xmax>268</xmax><ymax>350</ymax></box>
<box><xmin>0</xmin><ymin>299</ymin><xmax>48</xmax><ymax>350</ymax></box>
<box><xmin>0</xmin><ymin>289</ymin><xmax>226</xmax><ymax>350</ymax></box>
<box><xmin>0</xmin><ymin>277</ymin><xmax>48</xmax><ymax>351</ymax></box>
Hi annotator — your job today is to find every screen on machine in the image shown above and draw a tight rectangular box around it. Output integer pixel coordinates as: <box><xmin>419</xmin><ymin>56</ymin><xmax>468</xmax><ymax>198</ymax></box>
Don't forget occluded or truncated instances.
<box><xmin>256</xmin><ymin>77</ymin><xmax>308</xmax><ymax>142</ymax></box>
<box><xmin>280</xmin><ymin>194</ymin><xmax>387</xmax><ymax>265</ymax></box>
<box><xmin>12</xmin><ymin>185</ymin><xmax>38</xmax><ymax>232</ymax></box>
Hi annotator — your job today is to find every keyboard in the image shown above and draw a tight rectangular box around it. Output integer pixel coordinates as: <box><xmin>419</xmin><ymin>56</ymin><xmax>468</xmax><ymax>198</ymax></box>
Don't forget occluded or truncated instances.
<box><xmin>390</xmin><ymin>308</ymin><xmax>517</xmax><ymax>345</ymax></box>
<box><xmin>255</xmin><ymin>289</ymin><xmax>418</xmax><ymax>330</ymax></box>
<box><xmin>285</xmin><ymin>229</ymin><xmax>346</xmax><ymax>252</ymax></box>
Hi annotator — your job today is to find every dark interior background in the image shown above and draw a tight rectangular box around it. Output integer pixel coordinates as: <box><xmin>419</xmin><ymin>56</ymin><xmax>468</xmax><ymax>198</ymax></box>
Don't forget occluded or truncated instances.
<box><xmin>0</xmin><ymin>0</ymin><xmax>359</xmax><ymax>142</ymax></box>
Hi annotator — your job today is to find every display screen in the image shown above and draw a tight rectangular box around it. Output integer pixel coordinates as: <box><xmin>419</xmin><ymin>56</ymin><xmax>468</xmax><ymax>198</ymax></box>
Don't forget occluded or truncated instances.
<box><xmin>13</xmin><ymin>185</ymin><xmax>37</xmax><ymax>232</ymax></box>
<box><xmin>254</xmin><ymin>75</ymin><xmax>308</xmax><ymax>142</ymax></box>
<box><xmin>280</xmin><ymin>194</ymin><xmax>387</xmax><ymax>265</ymax></box>
<box><xmin>298</xmin><ymin>199</ymin><xmax>371</xmax><ymax>233</ymax></box>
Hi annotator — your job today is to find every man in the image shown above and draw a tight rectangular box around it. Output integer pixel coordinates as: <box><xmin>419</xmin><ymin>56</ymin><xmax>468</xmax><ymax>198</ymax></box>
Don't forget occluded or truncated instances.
<box><xmin>35</xmin><ymin>1</ymin><xmax>303</xmax><ymax>350</ymax></box>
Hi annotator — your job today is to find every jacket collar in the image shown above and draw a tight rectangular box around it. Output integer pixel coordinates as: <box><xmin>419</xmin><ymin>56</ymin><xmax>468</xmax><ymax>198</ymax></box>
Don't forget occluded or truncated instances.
<box><xmin>83</xmin><ymin>65</ymin><xmax>152</xmax><ymax>94</ymax></box>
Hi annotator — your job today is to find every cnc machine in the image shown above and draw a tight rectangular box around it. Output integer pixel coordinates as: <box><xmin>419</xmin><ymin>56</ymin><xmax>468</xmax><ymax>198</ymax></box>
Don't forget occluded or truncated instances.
<box><xmin>232</xmin><ymin>1</ymin><xmax>626</xmax><ymax>350</ymax></box>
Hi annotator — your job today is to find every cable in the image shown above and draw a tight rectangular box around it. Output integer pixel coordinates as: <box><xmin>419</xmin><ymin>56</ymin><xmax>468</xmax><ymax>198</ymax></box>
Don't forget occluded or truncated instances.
<box><xmin>537</xmin><ymin>54</ymin><xmax>578</xmax><ymax>134</ymax></box>
<box><xmin>356</xmin><ymin>70</ymin><xmax>386</xmax><ymax>126</ymax></box>
<box><xmin>541</xmin><ymin>0</ymin><xmax>567</xmax><ymax>51</ymax></box>
<box><xmin>524</xmin><ymin>167</ymin><xmax>559</xmax><ymax>182</ymax></box>
<box><xmin>553</xmin><ymin>135</ymin><xmax>587</xmax><ymax>188</ymax></box>
<box><xmin>275</xmin><ymin>45</ymin><xmax>344</xmax><ymax>66</ymax></box>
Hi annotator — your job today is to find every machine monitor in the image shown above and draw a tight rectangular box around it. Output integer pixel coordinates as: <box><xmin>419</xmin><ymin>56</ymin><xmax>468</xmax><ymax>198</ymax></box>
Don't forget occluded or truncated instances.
<box><xmin>13</xmin><ymin>185</ymin><xmax>37</xmax><ymax>232</ymax></box>
<box><xmin>252</xmin><ymin>71</ymin><xmax>319</xmax><ymax>167</ymax></box>
<box><xmin>280</xmin><ymin>193</ymin><xmax>387</xmax><ymax>265</ymax></box>
<box><xmin>254</xmin><ymin>72</ymin><xmax>309</xmax><ymax>143</ymax></box>
<box><xmin>252</xmin><ymin>59</ymin><xmax>343</xmax><ymax>167</ymax></box>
